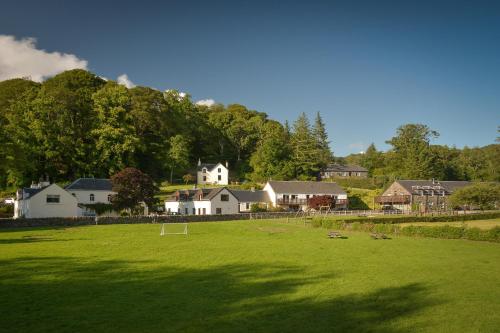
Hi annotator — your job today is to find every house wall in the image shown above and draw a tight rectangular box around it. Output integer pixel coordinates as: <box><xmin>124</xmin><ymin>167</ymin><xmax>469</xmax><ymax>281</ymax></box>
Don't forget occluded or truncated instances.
<box><xmin>70</xmin><ymin>190</ymin><xmax>115</xmax><ymax>204</ymax></box>
<box><xmin>381</xmin><ymin>182</ymin><xmax>411</xmax><ymax>197</ymax></box>
<box><xmin>239</xmin><ymin>201</ymin><xmax>269</xmax><ymax>212</ymax></box>
<box><xmin>197</xmin><ymin>163</ymin><xmax>229</xmax><ymax>185</ymax></box>
<box><xmin>263</xmin><ymin>183</ymin><xmax>276</xmax><ymax>206</ymax></box>
<box><xmin>16</xmin><ymin>184</ymin><xmax>78</xmax><ymax>218</ymax></box>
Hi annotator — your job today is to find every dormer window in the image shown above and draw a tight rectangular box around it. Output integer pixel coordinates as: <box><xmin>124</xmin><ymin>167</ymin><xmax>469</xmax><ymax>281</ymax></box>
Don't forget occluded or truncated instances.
<box><xmin>90</xmin><ymin>194</ymin><xmax>95</xmax><ymax>202</ymax></box>
<box><xmin>218</xmin><ymin>168</ymin><xmax>221</xmax><ymax>173</ymax></box>
<box><xmin>202</xmin><ymin>168</ymin><xmax>207</xmax><ymax>173</ymax></box>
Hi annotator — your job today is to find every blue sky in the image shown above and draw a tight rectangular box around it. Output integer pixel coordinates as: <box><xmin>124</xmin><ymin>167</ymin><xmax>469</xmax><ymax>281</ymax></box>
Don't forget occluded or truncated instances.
<box><xmin>1</xmin><ymin>0</ymin><xmax>499</xmax><ymax>156</ymax></box>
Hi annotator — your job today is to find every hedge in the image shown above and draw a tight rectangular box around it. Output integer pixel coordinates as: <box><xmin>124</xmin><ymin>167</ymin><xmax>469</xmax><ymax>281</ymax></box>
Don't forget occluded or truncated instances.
<box><xmin>310</xmin><ymin>214</ymin><xmax>500</xmax><ymax>243</ymax></box>
<box><xmin>336</xmin><ymin>211</ymin><xmax>500</xmax><ymax>225</ymax></box>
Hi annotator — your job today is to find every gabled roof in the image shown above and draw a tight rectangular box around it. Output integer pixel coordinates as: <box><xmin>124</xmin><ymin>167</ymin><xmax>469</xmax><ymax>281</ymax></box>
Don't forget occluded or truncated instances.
<box><xmin>197</xmin><ymin>162</ymin><xmax>226</xmax><ymax>172</ymax></box>
<box><xmin>267</xmin><ymin>181</ymin><xmax>346</xmax><ymax>195</ymax></box>
<box><xmin>65</xmin><ymin>178</ymin><xmax>113</xmax><ymax>191</ymax></box>
<box><xmin>232</xmin><ymin>190</ymin><xmax>270</xmax><ymax>203</ymax></box>
<box><xmin>395</xmin><ymin>180</ymin><xmax>471</xmax><ymax>194</ymax></box>
<box><xmin>19</xmin><ymin>186</ymin><xmax>49</xmax><ymax>200</ymax></box>
<box><xmin>322</xmin><ymin>164</ymin><xmax>368</xmax><ymax>173</ymax></box>
<box><xmin>193</xmin><ymin>187</ymin><xmax>235</xmax><ymax>201</ymax></box>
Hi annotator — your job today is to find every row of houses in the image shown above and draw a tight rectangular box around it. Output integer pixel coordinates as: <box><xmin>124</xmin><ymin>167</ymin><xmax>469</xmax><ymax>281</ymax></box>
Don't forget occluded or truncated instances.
<box><xmin>164</xmin><ymin>181</ymin><xmax>348</xmax><ymax>215</ymax></box>
<box><xmin>194</xmin><ymin>161</ymin><xmax>368</xmax><ymax>187</ymax></box>
<box><xmin>14</xmin><ymin>178</ymin><xmax>116</xmax><ymax>219</ymax></box>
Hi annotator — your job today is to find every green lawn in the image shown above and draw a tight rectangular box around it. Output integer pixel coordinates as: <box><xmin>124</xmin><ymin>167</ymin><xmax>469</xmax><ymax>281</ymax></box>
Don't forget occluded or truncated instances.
<box><xmin>1</xmin><ymin>220</ymin><xmax>499</xmax><ymax>333</ymax></box>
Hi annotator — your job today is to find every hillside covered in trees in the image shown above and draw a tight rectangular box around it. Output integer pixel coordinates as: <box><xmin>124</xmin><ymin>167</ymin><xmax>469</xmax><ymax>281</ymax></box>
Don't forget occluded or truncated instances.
<box><xmin>0</xmin><ymin>69</ymin><xmax>498</xmax><ymax>191</ymax></box>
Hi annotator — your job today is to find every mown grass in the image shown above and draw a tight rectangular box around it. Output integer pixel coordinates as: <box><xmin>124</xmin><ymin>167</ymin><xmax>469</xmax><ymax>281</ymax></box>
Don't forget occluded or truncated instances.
<box><xmin>1</xmin><ymin>220</ymin><xmax>499</xmax><ymax>332</ymax></box>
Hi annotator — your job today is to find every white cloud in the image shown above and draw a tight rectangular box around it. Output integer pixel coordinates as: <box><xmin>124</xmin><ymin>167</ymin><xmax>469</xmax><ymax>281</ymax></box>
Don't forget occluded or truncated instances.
<box><xmin>0</xmin><ymin>35</ymin><xmax>87</xmax><ymax>82</ymax></box>
<box><xmin>195</xmin><ymin>99</ymin><xmax>215</xmax><ymax>107</ymax></box>
<box><xmin>117</xmin><ymin>74</ymin><xmax>135</xmax><ymax>88</ymax></box>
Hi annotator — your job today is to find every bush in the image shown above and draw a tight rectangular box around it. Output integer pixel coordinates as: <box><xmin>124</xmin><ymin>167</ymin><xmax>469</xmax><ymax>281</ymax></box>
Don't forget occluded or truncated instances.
<box><xmin>250</xmin><ymin>203</ymin><xmax>267</xmax><ymax>213</ymax></box>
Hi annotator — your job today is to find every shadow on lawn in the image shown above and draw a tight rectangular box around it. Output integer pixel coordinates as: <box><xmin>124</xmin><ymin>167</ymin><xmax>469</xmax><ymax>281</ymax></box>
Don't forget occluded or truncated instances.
<box><xmin>0</xmin><ymin>257</ymin><xmax>440</xmax><ymax>333</ymax></box>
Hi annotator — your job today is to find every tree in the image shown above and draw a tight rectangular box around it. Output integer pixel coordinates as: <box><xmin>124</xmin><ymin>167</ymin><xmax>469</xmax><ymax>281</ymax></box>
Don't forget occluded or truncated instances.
<box><xmin>249</xmin><ymin>121</ymin><xmax>293</xmax><ymax>181</ymax></box>
<box><xmin>308</xmin><ymin>195</ymin><xmax>335</xmax><ymax>210</ymax></box>
<box><xmin>291</xmin><ymin>113</ymin><xmax>320</xmax><ymax>179</ymax></box>
<box><xmin>312</xmin><ymin>112</ymin><xmax>333</xmax><ymax>167</ymax></box>
<box><xmin>167</xmin><ymin>135</ymin><xmax>190</xmax><ymax>184</ymax></box>
<box><xmin>449</xmin><ymin>183</ymin><xmax>500</xmax><ymax>210</ymax></box>
<box><xmin>386</xmin><ymin>124</ymin><xmax>439</xmax><ymax>179</ymax></box>
<box><xmin>92</xmin><ymin>82</ymin><xmax>141</xmax><ymax>176</ymax></box>
<box><xmin>182</xmin><ymin>173</ymin><xmax>194</xmax><ymax>184</ymax></box>
<box><xmin>360</xmin><ymin>143</ymin><xmax>384</xmax><ymax>176</ymax></box>
<box><xmin>110</xmin><ymin>167</ymin><xmax>158</xmax><ymax>211</ymax></box>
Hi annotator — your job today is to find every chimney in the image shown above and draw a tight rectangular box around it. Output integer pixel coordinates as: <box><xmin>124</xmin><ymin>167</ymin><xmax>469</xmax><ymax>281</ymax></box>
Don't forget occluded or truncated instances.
<box><xmin>198</xmin><ymin>158</ymin><xmax>201</xmax><ymax>167</ymax></box>
<box><xmin>225</xmin><ymin>161</ymin><xmax>229</xmax><ymax>169</ymax></box>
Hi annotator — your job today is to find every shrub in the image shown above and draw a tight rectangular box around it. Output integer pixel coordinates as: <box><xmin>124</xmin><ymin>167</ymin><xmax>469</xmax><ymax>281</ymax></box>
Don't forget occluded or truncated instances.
<box><xmin>250</xmin><ymin>203</ymin><xmax>267</xmax><ymax>213</ymax></box>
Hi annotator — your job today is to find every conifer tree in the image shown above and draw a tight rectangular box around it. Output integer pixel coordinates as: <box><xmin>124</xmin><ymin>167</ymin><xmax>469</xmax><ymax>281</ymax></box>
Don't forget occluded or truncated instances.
<box><xmin>312</xmin><ymin>112</ymin><xmax>333</xmax><ymax>167</ymax></box>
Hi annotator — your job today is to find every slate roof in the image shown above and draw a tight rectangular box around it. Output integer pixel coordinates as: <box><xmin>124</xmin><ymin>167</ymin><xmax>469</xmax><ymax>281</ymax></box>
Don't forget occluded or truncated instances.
<box><xmin>197</xmin><ymin>163</ymin><xmax>218</xmax><ymax>172</ymax></box>
<box><xmin>18</xmin><ymin>186</ymin><xmax>49</xmax><ymax>200</ymax></box>
<box><xmin>232</xmin><ymin>190</ymin><xmax>270</xmax><ymax>203</ymax></box>
<box><xmin>396</xmin><ymin>180</ymin><xmax>471</xmax><ymax>195</ymax></box>
<box><xmin>65</xmin><ymin>178</ymin><xmax>113</xmax><ymax>191</ymax></box>
<box><xmin>267</xmin><ymin>181</ymin><xmax>346</xmax><ymax>195</ymax></box>
<box><xmin>322</xmin><ymin>164</ymin><xmax>368</xmax><ymax>173</ymax></box>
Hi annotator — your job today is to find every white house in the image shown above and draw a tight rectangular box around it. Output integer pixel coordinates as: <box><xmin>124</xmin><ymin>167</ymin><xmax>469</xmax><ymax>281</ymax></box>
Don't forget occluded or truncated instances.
<box><xmin>232</xmin><ymin>189</ymin><xmax>270</xmax><ymax>212</ymax></box>
<box><xmin>65</xmin><ymin>178</ymin><xmax>117</xmax><ymax>216</ymax></box>
<box><xmin>196</xmin><ymin>160</ymin><xmax>229</xmax><ymax>185</ymax></box>
<box><xmin>263</xmin><ymin>181</ymin><xmax>348</xmax><ymax>211</ymax></box>
<box><xmin>165</xmin><ymin>187</ymin><xmax>239</xmax><ymax>215</ymax></box>
<box><xmin>14</xmin><ymin>181</ymin><xmax>79</xmax><ymax>219</ymax></box>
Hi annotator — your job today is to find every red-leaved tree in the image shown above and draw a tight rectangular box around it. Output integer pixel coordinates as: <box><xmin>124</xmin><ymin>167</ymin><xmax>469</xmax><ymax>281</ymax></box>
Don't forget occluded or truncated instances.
<box><xmin>111</xmin><ymin>167</ymin><xmax>158</xmax><ymax>211</ymax></box>
<box><xmin>308</xmin><ymin>195</ymin><xmax>335</xmax><ymax>210</ymax></box>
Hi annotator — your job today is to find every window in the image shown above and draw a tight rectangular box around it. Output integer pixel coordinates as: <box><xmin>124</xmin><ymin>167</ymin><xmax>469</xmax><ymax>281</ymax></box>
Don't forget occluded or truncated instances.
<box><xmin>245</xmin><ymin>203</ymin><xmax>250</xmax><ymax>210</ymax></box>
<box><xmin>107</xmin><ymin>194</ymin><xmax>112</xmax><ymax>202</ymax></box>
<box><xmin>216</xmin><ymin>208</ymin><xmax>222</xmax><ymax>214</ymax></box>
<box><xmin>218</xmin><ymin>175</ymin><xmax>222</xmax><ymax>181</ymax></box>
<box><xmin>197</xmin><ymin>208</ymin><xmax>201</xmax><ymax>215</ymax></box>
<box><xmin>46</xmin><ymin>195</ymin><xmax>60</xmax><ymax>203</ymax></box>
<box><xmin>72</xmin><ymin>193</ymin><xmax>76</xmax><ymax>197</ymax></box>
<box><xmin>203</xmin><ymin>176</ymin><xmax>207</xmax><ymax>181</ymax></box>
<box><xmin>202</xmin><ymin>208</ymin><xmax>206</xmax><ymax>215</ymax></box>
<box><xmin>221</xmin><ymin>194</ymin><xmax>229</xmax><ymax>201</ymax></box>
<box><xmin>185</xmin><ymin>208</ymin><xmax>188</xmax><ymax>214</ymax></box>
<box><xmin>202</xmin><ymin>168</ymin><xmax>207</xmax><ymax>173</ymax></box>
<box><xmin>192</xmin><ymin>208</ymin><xmax>196</xmax><ymax>215</ymax></box>
<box><xmin>90</xmin><ymin>194</ymin><xmax>95</xmax><ymax>202</ymax></box>
<box><xmin>218</xmin><ymin>168</ymin><xmax>221</xmax><ymax>173</ymax></box>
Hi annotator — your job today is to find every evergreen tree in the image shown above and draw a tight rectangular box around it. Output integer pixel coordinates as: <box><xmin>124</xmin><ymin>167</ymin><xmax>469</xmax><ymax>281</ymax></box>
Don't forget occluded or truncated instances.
<box><xmin>291</xmin><ymin>113</ymin><xmax>320</xmax><ymax>179</ymax></box>
<box><xmin>312</xmin><ymin>112</ymin><xmax>333</xmax><ymax>167</ymax></box>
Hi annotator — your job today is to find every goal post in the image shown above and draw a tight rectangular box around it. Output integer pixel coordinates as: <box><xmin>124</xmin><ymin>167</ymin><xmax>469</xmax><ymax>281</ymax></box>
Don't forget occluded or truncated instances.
<box><xmin>160</xmin><ymin>223</ymin><xmax>188</xmax><ymax>236</ymax></box>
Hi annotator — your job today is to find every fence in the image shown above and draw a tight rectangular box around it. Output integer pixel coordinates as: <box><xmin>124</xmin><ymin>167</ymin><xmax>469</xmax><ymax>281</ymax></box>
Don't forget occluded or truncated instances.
<box><xmin>0</xmin><ymin>209</ymin><xmax>494</xmax><ymax>229</ymax></box>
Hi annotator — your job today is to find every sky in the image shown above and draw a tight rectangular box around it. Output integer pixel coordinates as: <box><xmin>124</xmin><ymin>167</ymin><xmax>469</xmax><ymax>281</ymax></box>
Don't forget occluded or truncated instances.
<box><xmin>0</xmin><ymin>0</ymin><xmax>499</xmax><ymax>156</ymax></box>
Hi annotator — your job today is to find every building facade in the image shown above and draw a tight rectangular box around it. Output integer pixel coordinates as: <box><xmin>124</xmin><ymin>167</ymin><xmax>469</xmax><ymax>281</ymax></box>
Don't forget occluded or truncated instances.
<box><xmin>196</xmin><ymin>161</ymin><xmax>229</xmax><ymax>185</ymax></box>
<box><xmin>65</xmin><ymin>178</ymin><xmax>117</xmax><ymax>217</ymax></box>
<box><xmin>14</xmin><ymin>182</ymin><xmax>79</xmax><ymax>219</ymax></box>
<box><xmin>263</xmin><ymin>181</ymin><xmax>348</xmax><ymax>211</ymax></box>
<box><xmin>320</xmin><ymin>164</ymin><xmax>368</xmax><ymax>179</ymax></box>
<box><xmin>375</xmin><ymin>180</ymin><xmax>471</xmax><ymax>212</ymax></box>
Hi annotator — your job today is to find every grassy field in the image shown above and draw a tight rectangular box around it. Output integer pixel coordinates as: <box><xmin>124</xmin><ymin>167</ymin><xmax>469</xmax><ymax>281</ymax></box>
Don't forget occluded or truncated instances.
<box><xmin>399</xmin><ymin>218</ymin><xmax>500</xmax><ymax>230</ymax></box>
<box><xmin>1</xmin><ymin>220</ymin><xmax>500</xmax><ymax>332</ymax></box>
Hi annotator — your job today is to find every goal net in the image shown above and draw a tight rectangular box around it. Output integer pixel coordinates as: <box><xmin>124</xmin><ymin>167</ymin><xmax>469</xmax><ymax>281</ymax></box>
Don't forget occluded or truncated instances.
<box><xmin>160</xmin><ymin>223</ymin><xmax>188</xmax><ymax>236</ymax></box>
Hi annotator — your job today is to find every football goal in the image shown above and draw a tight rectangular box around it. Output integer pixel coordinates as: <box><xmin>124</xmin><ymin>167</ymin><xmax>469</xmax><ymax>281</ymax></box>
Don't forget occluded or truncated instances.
<box><xmin>160</xmin><ymin>223</ymin><xmax>188</xmax><ymax>236</ymax></box>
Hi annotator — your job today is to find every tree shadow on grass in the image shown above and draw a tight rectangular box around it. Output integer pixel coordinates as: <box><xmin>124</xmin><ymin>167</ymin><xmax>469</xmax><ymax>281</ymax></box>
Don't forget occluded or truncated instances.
<box><xmin>0</xmin><ymin>257</ymin><xmax>440</xmax><ymax>333</ymax></box>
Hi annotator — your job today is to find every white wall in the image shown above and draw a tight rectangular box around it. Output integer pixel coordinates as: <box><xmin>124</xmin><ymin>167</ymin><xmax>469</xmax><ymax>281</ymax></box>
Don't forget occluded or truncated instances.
<box><xmin>197</xmin><ymin>163</ymin><xmax>228</xmax><ymax>185</ymax></box>
<box><xmin>208</xmin><ymin>188</ymin><xmax>238</xmax><ymax>214</ymax></box>
<box><xmin>239</xmin><ymin>201</ymin><xmax>268</xmax><ymax>212</ymax></box>
<box><xmin>16</xmin><ymin>184</ymin><xmax>78</xmax><ymax>218</ymax></box>
<box><xmin>263</xmin><ymin>183</ymin><xmax>276</xmax><ymax>206</ymax></box>
<box><xmin>70</xmin><ymin>190</ymin><xmax>115</xmax><ymax>205</ymax></box>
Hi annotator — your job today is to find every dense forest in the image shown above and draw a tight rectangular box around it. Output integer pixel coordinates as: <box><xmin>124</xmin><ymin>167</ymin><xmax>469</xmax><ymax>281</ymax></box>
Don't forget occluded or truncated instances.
<box><xmin>0</xmin><ymin>69</ymin><xmax>498</xmax><ymax>191</ymax></box>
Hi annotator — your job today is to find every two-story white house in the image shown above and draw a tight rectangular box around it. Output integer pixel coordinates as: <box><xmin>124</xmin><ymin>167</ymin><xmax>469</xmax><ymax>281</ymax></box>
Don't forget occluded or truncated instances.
<box><xmin>65</xmin><ymin>178</ymin><xmax>117</xmax><ymax>216</ymax></box>
<box><xmin>263</xmin><ymin>181</ymin><xmax>348</xmax><ymax>211</ymax></box>
<box><xmin>196</xmin><ymin>160</ymin><xmax>229</xmax><ymax>185</ymax></box>
<box><xmin>165</xmin><ymin>187</ymin><xmax>239</xmax><ymax>215</ymax></box>
<box><xmin>14</xmin><ymin>181</ymin><xmax>79</xmax><ymax>219</ymax></box>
